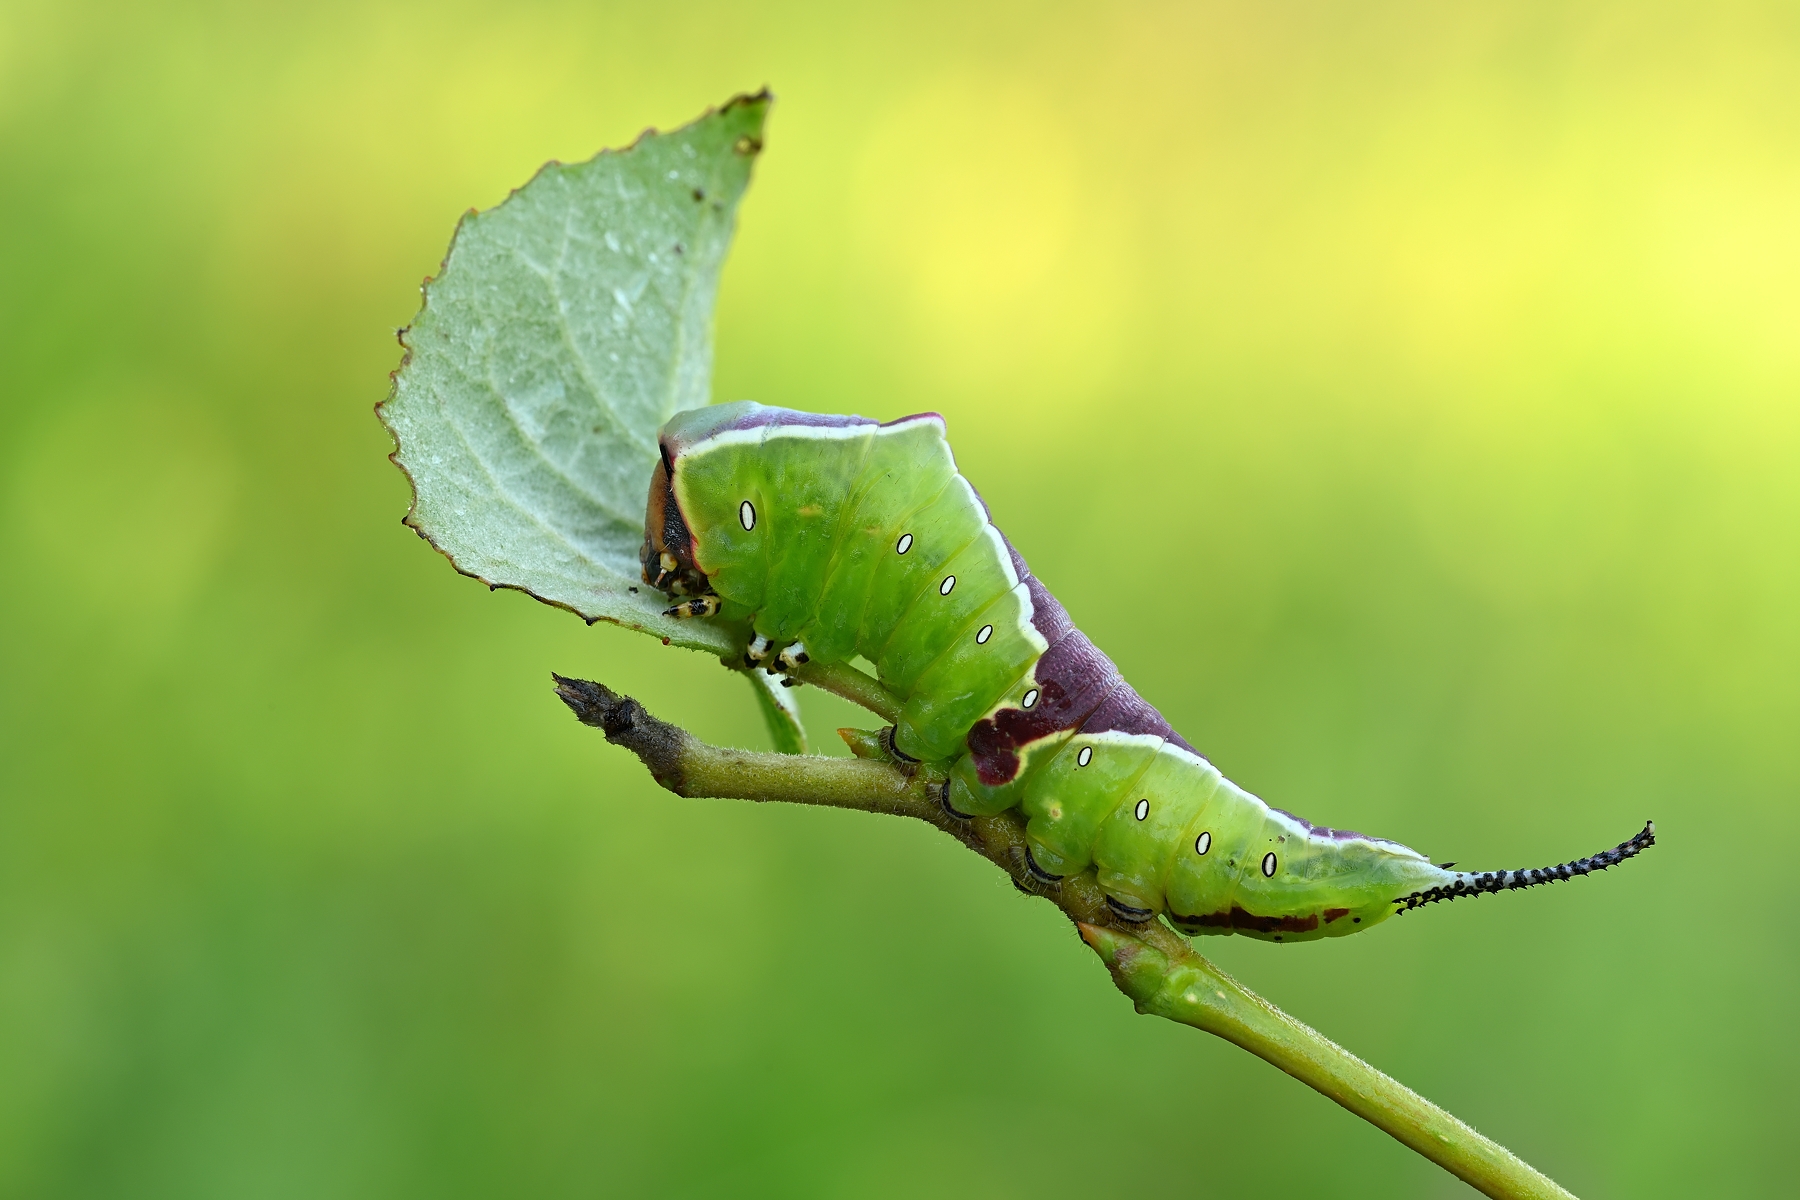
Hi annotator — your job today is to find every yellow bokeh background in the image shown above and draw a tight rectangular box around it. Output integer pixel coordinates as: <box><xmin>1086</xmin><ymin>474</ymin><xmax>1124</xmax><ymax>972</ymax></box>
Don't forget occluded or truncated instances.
<box><xmin>2</xmin><ymin>2</ymin><xmax>1794</xmax><ymax>1196</ymax></box>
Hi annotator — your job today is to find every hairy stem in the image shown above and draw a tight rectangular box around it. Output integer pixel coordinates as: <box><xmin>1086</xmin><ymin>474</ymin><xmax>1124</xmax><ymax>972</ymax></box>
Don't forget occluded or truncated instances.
<box><xmin>552</xmin><ymin>674</ymin><xmax>1576</xmax><ymax>1200</ymax></box>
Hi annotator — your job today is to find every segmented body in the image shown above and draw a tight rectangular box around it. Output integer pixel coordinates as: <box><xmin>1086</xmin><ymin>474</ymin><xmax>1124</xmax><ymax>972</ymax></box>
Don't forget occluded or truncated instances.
<box><xmin>642</xmin><ymin>403</ymin><xmax>1653</xmax><ymax>941</ymax></box>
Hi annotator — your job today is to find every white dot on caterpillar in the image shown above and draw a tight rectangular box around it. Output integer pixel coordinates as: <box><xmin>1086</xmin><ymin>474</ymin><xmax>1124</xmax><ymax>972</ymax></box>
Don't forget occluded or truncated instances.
<box><xmin>1076</xmin><ymin>746</ymin><xmax>1093</xmax><ymax>767</ymax></box>
<box><xmin>975</xmin><ymin>624</ymin><xmax>993</xmax><ymax>644</ymax></box>
<box><xmin>1134</xmin><ymin>799</ymin><xmax>1149</xmax><ymax>821</ymax></box>
<box><xmin>939</xmin><ymin>575</ymin><xmax>955</xmax><ymax>596</ymax></box>
<box><xmin>739</xmin><ymin>500</ymin><xmax>756</xmax><ymax>531</ymax></box>
<box><xmin>896</xmin><ymin>533</ymin><xmax>913</xmax><ymax>555</ymax></box>
<box><xmin>1021</xmin><ymin>688</ymin><xmax>1039</xmax><ymax>709</ymax></box>
<box><xmin>1261</xmin><ymin>851</ymin><xmax>1278</xmax><ymax>877</ymax></box>
<box><xmin>1194</xmin><ymin>831</ymin><xmax>1212</xmax><ymax>855</ymax></box>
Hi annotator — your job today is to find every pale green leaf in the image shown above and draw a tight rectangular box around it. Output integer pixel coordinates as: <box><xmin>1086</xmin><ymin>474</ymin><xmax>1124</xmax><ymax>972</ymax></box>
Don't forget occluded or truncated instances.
<box><xmin>744</xmin><ymin>670</ymin><xmax>809</xmax><ymax>755</ymax></box>
<box><xmin>379</xmin><ymin>93</ymin><xmax>769</xmax><ymax>656</ymax></box>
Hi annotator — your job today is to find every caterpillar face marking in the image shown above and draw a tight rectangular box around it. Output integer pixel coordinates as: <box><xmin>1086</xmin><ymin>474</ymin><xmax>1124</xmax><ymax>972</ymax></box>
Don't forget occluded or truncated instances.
<box><xmin>639</xmin><ymin>451</ymin><xmax>712</xmax><ymax>597</ymax></box>
<box><xmin>644</xmin><ymin>402</ymin><xmax>1654</xmax><ymax>944</ymax></box>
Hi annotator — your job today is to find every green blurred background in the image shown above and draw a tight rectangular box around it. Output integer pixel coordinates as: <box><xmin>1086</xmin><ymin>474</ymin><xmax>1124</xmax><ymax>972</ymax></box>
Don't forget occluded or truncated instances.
<box><xmin>2</xmin><ymin>2</ymin><xmax>1795</xmax><ymax>1196</ymax></box>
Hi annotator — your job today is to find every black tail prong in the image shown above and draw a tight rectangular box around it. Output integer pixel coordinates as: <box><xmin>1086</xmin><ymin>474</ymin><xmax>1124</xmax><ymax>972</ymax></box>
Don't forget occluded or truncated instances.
<box><xmin>1393</xmin><ymin>820</ymin><xmax>1655</xmax><ymax>914</ymax></box>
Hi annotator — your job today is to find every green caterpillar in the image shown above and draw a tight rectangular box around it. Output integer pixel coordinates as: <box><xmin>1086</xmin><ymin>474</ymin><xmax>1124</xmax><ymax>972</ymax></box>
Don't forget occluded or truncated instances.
<box><xmin>642</xmin><ymin>403</ymin><xmax>1654</xmax><ymax>941</ymax></box>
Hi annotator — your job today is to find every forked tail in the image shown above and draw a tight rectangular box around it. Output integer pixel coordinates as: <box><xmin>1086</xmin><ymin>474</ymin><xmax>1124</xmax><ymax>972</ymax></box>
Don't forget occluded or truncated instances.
<box><xmin>1394</xmin><ymin>821</ymin><xmax>1656</xmax><ymax>914</ymax></box>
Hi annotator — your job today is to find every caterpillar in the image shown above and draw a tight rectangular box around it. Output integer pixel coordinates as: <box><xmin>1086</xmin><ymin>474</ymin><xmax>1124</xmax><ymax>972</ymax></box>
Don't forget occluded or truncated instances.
<box><xmin>642</xmin><ymin>402</ymin><xmax>1654</xmax><ymax>941</ymax></box>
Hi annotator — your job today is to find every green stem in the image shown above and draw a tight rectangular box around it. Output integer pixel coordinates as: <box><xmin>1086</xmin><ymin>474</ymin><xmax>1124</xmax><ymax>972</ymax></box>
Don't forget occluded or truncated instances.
<box><xmin>552</xmin><ymin>674</ymin><xmax>1577</xmax><ymax>1200</ymax></box>
<box><xmin>1079</xmin><ymin>924</ymin><xmax>1575</xmax><ymax>1200</ymax></box>
<box><xmin>790</xmin><ymin>658</ymin><xmax>903</xmax><ymax>722</ymax></box>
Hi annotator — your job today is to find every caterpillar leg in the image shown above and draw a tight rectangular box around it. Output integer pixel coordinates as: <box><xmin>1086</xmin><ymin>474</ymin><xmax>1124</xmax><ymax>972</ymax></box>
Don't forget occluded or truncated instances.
<box><xmin>743</xmin><ymin>633</ymin><xmax>772</xmax><ymax>668</ymax></box>
<box><xmin>740</xmin><ymin>637</ymin><xmax>805</xmax><ymax>686</ymax></box>
<box><xmin>1023</xmin><ymin>845</ymin><xmax>1064</xmax><ymax>885</ymax></box>
<box><xmin>882</xmin><ymin>726</ymin><xmax>919</xmax><ymax>766</ymax></box>
<box><xmin>937</xmin><ymin>779</ymin><xmax>976</xmax><ymax>820</ymax></box>
<box><xmin>662</xmin><ymin>595</ymin><xmax>720</xmax><ymax>619</ymax></box>
<box><xmin>1104</xmin><ymin>895</ymin><xmax>1157</xmax><ymax>924</ymax></box>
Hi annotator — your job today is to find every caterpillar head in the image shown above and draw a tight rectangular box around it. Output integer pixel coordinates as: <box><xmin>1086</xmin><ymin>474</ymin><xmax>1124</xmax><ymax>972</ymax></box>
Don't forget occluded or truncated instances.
<box><xmin>641</xmin><ymin>445</ymin><xmax>712</xmax><ymax>598</ymax></box>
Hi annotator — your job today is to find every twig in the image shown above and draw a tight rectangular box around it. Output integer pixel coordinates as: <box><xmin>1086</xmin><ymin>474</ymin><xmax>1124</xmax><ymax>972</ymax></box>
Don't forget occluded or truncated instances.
<box><xmin>552</xmin><ymin>674</ymin><xmax>1577</xmax><ymax>1200</ymax></box>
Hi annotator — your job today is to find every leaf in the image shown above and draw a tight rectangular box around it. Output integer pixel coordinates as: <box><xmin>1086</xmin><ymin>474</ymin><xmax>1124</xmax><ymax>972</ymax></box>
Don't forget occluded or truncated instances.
<box><xmin>378</xmin><ymin>92</ymin><xmax>770</xmax><ymax>657</ymax></box>
<box><xmin>744</xmin><ymin>670</ymin><xmax>808</xmax><ymax>755</ymax></box>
